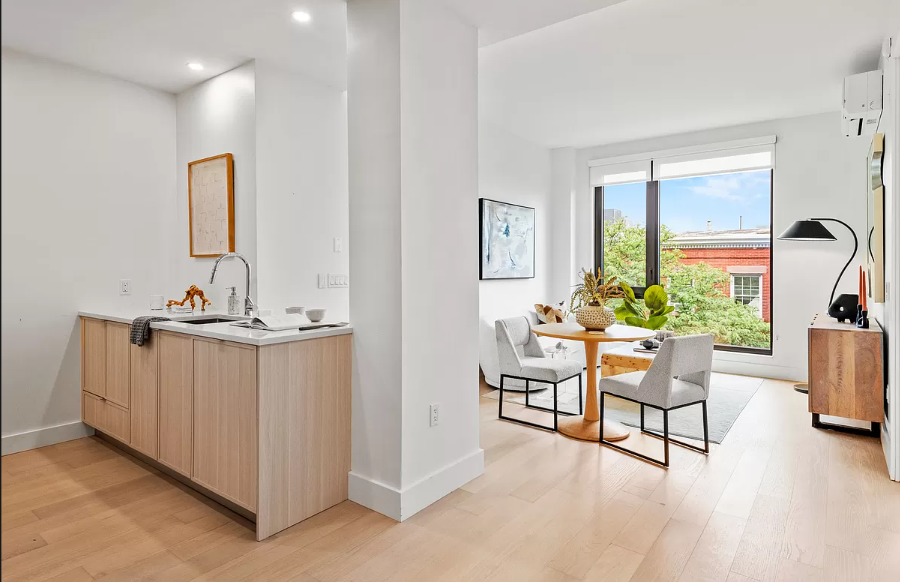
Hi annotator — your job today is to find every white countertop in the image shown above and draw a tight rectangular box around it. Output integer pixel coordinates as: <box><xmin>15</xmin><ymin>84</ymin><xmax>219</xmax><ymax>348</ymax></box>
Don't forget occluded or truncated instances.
<box><xmin>78</xmin><ymin>309</ymin><xmax>352</xmax><ymax>346</ymax></box>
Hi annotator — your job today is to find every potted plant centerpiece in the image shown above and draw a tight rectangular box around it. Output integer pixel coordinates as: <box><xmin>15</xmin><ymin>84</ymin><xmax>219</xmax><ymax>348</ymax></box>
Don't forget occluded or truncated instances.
<box><xmin>616</xmin><ymin>282</ymin><xmax>675</xmax><ymax>348</ymax></box>
<box><xmin>570</xmin><ymin>269</ymin><xmax>625</xmax><ymax>330</ymax></box>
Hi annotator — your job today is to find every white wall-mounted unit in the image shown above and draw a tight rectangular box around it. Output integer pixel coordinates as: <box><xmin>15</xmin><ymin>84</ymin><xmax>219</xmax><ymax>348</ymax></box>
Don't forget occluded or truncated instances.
<box><xmin>843</xmin><ymin>70</ymin><xmax>883</xmax><ymax>137</ymax></box>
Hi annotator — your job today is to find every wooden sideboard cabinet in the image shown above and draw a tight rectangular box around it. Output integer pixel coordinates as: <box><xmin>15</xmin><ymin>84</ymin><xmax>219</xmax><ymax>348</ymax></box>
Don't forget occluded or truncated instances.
<box><xmin>808</xmin><ymin>314</ymin><xmax>884</xmax><ymax>436</ymax></box>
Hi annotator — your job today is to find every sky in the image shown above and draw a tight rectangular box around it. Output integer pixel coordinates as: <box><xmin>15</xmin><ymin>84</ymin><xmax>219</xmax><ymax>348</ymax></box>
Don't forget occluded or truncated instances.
<box><xmin>604</xmin><ymin>170</ymin><xmax>771</xmax><ymax>233</ymax></box>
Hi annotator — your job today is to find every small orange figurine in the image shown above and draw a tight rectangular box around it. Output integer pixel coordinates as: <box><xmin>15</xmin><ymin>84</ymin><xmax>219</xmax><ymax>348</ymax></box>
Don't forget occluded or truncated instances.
<box><xmin>166</xmin><ymin>285</ymin><xmax>212</xmax><ymax>311</ymax></box>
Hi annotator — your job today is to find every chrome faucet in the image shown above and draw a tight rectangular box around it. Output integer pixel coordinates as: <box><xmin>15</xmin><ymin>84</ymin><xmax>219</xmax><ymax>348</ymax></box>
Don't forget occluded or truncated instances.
<box><xmin>209</xmin><ymin>252</ymin><xmax>256</xmax><ymax>316</ymax></box>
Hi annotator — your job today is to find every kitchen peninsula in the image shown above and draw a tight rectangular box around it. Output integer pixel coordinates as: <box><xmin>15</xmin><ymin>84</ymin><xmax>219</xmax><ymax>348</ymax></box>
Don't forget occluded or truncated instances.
<box><xmin>77</xmin><ymin>309</ymin><xmax>352</xmax><ymax>541</ymax></box>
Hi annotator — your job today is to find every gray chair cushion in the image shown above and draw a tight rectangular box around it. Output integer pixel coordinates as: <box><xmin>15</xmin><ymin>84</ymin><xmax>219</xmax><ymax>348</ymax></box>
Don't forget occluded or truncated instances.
<box><xmin>519</xmin><ymin>357</ymin><xmax>583</xmax><ymax>384</ymax></box>
<box><xmin>599</xmin><ymin>371</ymin><xmax>705</xmax><ymax>408</ymax></box>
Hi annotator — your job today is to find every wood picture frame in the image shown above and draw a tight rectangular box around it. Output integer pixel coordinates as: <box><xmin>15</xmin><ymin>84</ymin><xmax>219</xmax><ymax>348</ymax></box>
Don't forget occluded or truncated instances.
<box><xmin>188</xmin><ymin>153</ymin><xmax>235</xmax><ymax>257</ymax></box>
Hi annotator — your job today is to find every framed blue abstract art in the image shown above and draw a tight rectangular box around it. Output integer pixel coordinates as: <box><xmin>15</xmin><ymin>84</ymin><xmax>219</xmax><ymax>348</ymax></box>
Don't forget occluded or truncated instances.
<box><xmin>479</xmin><ymin>198</ymin><xmax>535</xmax><ymax>280</ymax></box>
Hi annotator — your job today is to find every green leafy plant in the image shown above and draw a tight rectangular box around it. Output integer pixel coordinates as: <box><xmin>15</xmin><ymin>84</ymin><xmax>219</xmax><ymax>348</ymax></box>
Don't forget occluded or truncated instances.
<box><xmin>570</xmin><ymin>269</ymin><xmax>625</xmax><ymax>312</ymax></box>
<box><xmin>615</xmin><ymin>282</ymin><xmax>674</xmax><ymax>330</ymax></box>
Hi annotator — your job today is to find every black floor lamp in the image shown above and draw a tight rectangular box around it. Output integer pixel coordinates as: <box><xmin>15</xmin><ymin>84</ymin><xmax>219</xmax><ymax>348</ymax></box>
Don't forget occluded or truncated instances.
<box><xmin>778</xmin><ymin>218</ymin><xmax>859</xmax><ymax>394</ymax></box>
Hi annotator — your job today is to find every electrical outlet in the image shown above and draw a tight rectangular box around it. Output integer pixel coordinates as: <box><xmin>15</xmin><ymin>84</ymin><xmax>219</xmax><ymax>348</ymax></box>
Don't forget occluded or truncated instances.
<box><xmin>318</xmin><ymin>274</ymin><xmax>327</xmax><ymax>289</ymax></box>
<box><xmin>333</xmin><ymin>237</ymin><xmax>343</xmax><ymax>253</ymax></box>
<box><xmin>119</xmin><ymin>279</ymin><xmax>132</xmax><ymax>295</ymax></box>
<box><xmin>429</xmin><ymin>403</ymin><xmax>440</xmax><ymax>427</ymax></box>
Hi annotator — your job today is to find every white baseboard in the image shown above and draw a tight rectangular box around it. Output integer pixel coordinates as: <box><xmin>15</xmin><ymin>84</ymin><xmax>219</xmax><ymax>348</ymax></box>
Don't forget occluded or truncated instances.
<box><xmin>712</xmin><ymin>359</ymin><xmax>803</xmax><ymax>382</ymax></box>
<box><xmin>2</xmin><ymin>421</ymin><xmax>94</xmax><ymax>456</ymax></box>
<box><xmin>349</xmin><ymin>448</ymin><xmax>484</xmax><ymax>521</ymax></box>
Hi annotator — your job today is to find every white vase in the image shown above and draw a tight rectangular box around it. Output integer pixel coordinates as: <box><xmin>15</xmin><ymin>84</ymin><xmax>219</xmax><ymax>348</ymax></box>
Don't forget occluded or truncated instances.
<box><xmin>575</xmin><ymin>305</ymin><xmax>616</xmax><ymax>330</ymax></box>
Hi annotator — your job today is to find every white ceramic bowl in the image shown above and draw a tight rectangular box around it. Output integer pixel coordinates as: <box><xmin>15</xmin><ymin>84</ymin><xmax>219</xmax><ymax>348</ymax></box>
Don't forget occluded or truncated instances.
<box><xmin>306</xmin><ymin>308</ymin><xmax>326</xmax><ymax>322</ymax></box>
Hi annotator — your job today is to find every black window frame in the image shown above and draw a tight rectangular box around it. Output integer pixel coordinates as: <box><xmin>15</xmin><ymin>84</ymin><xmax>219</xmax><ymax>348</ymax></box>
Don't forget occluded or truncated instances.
<box><xmin>594</xmin><ymin>170</ymin><xmax>774</xmax><ymax>356</ymax></box>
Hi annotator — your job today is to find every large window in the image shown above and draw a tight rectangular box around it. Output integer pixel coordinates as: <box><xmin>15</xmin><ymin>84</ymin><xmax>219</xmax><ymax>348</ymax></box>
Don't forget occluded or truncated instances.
<box><xmin>593</xmin><ymin>141</ymin><xmax>773</xmax><ymax>354</ymax></box>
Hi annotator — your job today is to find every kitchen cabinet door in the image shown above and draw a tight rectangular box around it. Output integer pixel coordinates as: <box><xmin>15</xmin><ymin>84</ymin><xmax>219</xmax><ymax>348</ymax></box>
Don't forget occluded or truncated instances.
<box><xmin>192</xmin><ymin>338</ymin><xmax>258</xmax><ymax>511</ymax></box>
<box><xmin>82</xmin><ymin>318</ymin><xmax>106</xmax><ymax>398</ymax></box>
<box><xmin>158</xmin><ymin>332</ymin><xmax>193</xmax><ymax>476</ymax></box>
<box><xmin>130</xmin><ymin>332</ymin><xmax>159</xmax><ymax>458</ymax></box>
<box><xmin>105</xmin><ymin>322</ymin><xmax>130</xmax><ymax>408</ymax></box>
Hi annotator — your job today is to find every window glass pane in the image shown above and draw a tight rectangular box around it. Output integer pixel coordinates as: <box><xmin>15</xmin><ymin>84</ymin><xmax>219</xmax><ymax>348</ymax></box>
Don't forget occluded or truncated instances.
<box><xmin>659</xmin><ymin>170</ymin><xmax>771</xmax><ymax>349</ymax></box>
<box><xmin>603</xmin><ymin>182</ymin><xmax>646</xmax><ymax>288</ymax></box>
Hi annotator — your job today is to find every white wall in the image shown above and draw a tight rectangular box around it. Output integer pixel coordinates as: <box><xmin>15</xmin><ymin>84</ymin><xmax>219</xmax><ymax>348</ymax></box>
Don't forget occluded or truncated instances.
<box><xmin>478</xmin><ymin>122</ymin><xmax>554</xmax><ymax>319</ymax></box>
<box><xmin>173</xmin><ymin>62</ymin><xmax>256</xmax><ymax>309</ymax></box>
<box><xmin>1</xmin><ymin>49</ymin><xmax>176</xmax><ymax>452</ymax></box>
<box><xmin>347</xmin><ymin>0</ymin><xmax>483</xmax><ymax>521</ymax></box>
<box><xmin>399</xmin><ymin>0</ymin><xmax>481</xmax><ymax>499</ymax></box>
<box><xmin>568</xmin><ymin>112</ymin><xmax>871</xmax><ymax>381</ymax></box>
<box><xmin>255</xmin><ymin>61</ymin><xmax>349</xmax><ymax>320</ymax></box>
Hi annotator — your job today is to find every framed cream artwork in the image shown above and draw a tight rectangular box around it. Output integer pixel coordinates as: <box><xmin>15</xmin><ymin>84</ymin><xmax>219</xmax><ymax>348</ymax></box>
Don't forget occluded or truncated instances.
<box><xmin>188</xmin><ymin>153</ymin><xmax>235</xmax><ymax>258</ymax></box>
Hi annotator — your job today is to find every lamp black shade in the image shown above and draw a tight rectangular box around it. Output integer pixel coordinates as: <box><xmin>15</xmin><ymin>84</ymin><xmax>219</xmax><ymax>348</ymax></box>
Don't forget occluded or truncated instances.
<box><xmin>778</xmin><ymin>220</ymin><xmax>837</xmax><ymax>241</ymax></box>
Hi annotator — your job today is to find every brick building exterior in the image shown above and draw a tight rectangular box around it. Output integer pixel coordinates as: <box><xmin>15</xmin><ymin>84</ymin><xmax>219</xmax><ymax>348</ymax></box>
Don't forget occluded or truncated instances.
<box><xmin>665</xmin><ymin>229</ymin><xmax>771</xmax><ymax>322</ymax></box>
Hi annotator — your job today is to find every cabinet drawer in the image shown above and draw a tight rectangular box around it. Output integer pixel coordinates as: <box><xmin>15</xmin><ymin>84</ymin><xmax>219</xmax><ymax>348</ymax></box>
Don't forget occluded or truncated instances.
<box><xmin>82</xmin><ymin>391</ymin><xmax>130</xmax><ymax>445</ymax></box>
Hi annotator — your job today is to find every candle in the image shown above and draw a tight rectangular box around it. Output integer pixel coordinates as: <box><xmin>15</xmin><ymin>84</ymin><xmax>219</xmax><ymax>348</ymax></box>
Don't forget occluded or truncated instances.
<box><xmin>859</xmin><ymin>266</ymin><xmax>863</xmax><ymax>303</ymax></box>
<box><xmin>862</xmin><ymin>271</ymin><xmax>868</xmax><ymax>311</ymax></box>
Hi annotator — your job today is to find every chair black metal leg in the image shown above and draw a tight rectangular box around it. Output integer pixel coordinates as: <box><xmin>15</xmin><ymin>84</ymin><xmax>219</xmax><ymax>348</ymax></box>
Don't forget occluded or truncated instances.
<box><xmin>663</xmin><ymin>410</ymin><xmax>670</xmax><ymax>467</ymax></box>
<box><xmin>525</xmin><ymin>379</ymin><xmax>529</xmax><ymax>407</ymax></box>
<box><xmin>498</xmin><ymin>375</ymin><xmax>504</xmax><ymax>419</ymax></box>
<box><xmin>640</xmin><ymin>404</ymin><xmax>645</xmax><ymax>431</ymax></box>
<box><xmin>599</xmin><ymin>391</ymin><xmax>605</xmax><ymax>442</ymax></box>
<box><xmin>578</xmin><ymin>374</ymin><xmax>583</xmax><ymax>415</ymax></box>
<box><xmin>702</xmin><ymin>400</ymin><xmax>709</xmax><ymax>453</ymax></box>
<box><xmin>553</xmin><ymin>382</ymin><xmax>559</xmax><ymax>432</ymax></box>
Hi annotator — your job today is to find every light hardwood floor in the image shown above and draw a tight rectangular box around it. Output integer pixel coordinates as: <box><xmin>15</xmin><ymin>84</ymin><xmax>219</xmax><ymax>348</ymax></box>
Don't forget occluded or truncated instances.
<box><xmin>3</xmin><ymin>376</ymin><xmax>899</xmax><ymax>581</ymax></box>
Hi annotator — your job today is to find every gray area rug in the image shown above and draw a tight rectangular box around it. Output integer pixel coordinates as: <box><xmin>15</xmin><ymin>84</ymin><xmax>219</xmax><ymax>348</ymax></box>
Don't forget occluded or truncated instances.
<box><xmin>485</xmin><ymin>372</ymin><xmax>763</xmax><ymax>444</ymax></box>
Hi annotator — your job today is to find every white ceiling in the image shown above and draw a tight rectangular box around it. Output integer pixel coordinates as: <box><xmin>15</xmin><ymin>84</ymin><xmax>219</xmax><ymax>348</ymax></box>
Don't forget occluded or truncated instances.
<box><xmin>479</xmin><ymin>0</ymin><xmax>900</xmax><ymax>148</ymax></box>
<box><xmin>0</xmin><ymin>0</ymin><xmax>624</xmax><ymax>94</ymax></box>
<box><xmin>0</xmin><ymin>0</ymin><xmax>349</xmax><ymax>93</ymax></box>
<box><xmin>443</xmin><ymin>0</ymin><xmax>627</xmax><ymax>47</ymax></box>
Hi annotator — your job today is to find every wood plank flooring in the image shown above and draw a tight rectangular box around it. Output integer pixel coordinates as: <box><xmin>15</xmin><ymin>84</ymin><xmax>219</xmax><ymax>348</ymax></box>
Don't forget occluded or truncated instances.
<box><xmin>3</xmin><ymin>376</ymin><xmax>899</xmax><ymax>581</ymax></box>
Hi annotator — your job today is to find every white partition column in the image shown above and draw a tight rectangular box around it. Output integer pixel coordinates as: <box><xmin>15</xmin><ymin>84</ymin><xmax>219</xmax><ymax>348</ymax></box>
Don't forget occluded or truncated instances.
<box><xmin>346</xmin><ymin>0</ymin><xmax>483</xmax><ymax>521</ymax></box>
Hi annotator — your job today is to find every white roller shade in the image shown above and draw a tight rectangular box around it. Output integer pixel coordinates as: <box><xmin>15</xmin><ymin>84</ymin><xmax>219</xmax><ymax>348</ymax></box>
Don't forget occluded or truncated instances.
<box><xmin>589</xmin><ymin>159</ymin><xmax>651</xmax><ymax>186</ymax></box>
<box><xmin>653</xmin><ymin>143</ymin><xmax>775</xmax><ymax>181</ymax></box>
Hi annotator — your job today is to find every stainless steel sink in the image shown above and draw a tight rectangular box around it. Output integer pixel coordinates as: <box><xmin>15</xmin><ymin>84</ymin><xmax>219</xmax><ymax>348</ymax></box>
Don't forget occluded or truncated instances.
<box><xmin>177</xmin><ymin>317</ymin><xmax>237</xmax><ymax>325</ymax></box>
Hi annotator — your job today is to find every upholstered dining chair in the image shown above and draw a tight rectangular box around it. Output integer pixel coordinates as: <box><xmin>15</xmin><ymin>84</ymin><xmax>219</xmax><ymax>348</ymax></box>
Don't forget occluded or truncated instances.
<box><xmin>495</xmin><ymin>317</ymin><xmax>583</xmax><ymax>431</ymax></box>
<box><xmin>598</xmin><ymin>334</ymin><xmax>714</xmax><ymax>467</ymax></box>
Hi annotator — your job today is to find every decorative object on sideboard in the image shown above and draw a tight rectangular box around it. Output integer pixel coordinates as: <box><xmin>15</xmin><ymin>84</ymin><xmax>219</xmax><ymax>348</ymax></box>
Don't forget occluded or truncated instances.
<box><xmin>857</xmin><ymin>266</ymin><xmax>870</xmax><ymax>329</ymax></box>
<box><xmin>867</xmin><ymin>133</ymin><xmax>885</xmax><ymax>302</ymax></box>
<box><xmin>778</xmin><ymin>218</ymin><xmax>858</xmax><ymax>317</ymax></box>
<box><xmin>166</xmin><ymin>285</ymin><xmax>212</xmax><ymax>311</ymax></box>
<box><xmin>535</xmin><ymin>302</ymin><xmax>567</xmax><ymax>323</ymax></box>
<box><xmin>188</xmin><ymin>153</ymin><xmax>235</xmax><ymax>257</ymax></box>
<box><xmin>615</xmin><ymin>282</ymin><xmax>674</xmax><ymax>330</ymax></box>
<box><xmin>479</xmin><ymin>198</ymin><xmax>535</xmax><ymax>280</ymax></box>
<box><xmin>827</xmin><ymin>293</ymin><xmax>859</xmax><ymax>322</ymax></box>
<box><xmin>570</xmin><ymin>269</ymin><xmax>624</xmax><ymax>330</ymax></box>
<box><xmin>149</xmin><ymin>294</ymin><xmax>165</xmax><ymax>310</ymax></box>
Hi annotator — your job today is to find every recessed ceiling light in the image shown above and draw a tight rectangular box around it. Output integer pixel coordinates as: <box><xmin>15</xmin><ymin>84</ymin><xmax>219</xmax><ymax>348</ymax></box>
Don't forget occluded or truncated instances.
<box><xmin>291</xmin><ymin>11</ymin><xmax>311</xmax><ymax>23</ymax></box>
<box><xmin>187</xmin><ymin>62</ymin><xmax>204</xmax><ymax>71</ymax></box>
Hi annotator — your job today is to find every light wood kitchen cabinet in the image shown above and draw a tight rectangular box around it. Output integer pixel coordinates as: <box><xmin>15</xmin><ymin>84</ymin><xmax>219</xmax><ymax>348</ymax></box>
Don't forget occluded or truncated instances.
<box><xmin>192</xmin><ymin>338</ymin><xmax>258</xmax><ymax>512</ymax></box>
<box><xmin>82</xmin><ymin>318</ymin><xmax>106</xmax><ymax>398</ymax></box>
<box><xmin>81</xmin><ymin>312</ymin><xmax>352</xmax><ymax>541</ymax></box>
<box><xmin>158</xmin><ymin>331</ymin><xmax>193</xmax><ymax>476</ymax></box>
<box><xmin>130</xmin><ymin>332</ymin><xmax>159</xmax><ymax>458</ymax></box>
<box><xmin>105</xmin><ymin>322</ymin><xmax>131</xmax><ymax>408</ymax></box>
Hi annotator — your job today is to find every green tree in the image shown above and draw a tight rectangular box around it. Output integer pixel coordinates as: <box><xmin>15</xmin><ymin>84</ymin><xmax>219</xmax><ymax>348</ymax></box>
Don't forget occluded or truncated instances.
<box><xmin>603</xmin><ymin>218</ymin><xmax>770</xmax><ymax>349</ymax></box>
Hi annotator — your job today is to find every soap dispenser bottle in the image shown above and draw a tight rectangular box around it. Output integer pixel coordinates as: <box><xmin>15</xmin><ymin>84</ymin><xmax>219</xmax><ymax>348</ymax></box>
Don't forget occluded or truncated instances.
<box><xmin>227</xmin><ymin>287</ymin><xmax>240</xmax><ymax>316</ymax></box>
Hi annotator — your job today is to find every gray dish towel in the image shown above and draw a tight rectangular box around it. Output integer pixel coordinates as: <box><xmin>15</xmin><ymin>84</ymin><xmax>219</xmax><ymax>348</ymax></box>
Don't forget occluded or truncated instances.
<box><xmin>130</xmin><ymin>316</ymin><xmax>170</xmax><ymax>346</ymax></box>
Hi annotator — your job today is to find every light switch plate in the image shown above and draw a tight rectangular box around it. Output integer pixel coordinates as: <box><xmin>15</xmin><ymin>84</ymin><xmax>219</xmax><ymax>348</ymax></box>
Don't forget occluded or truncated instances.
<box><xmin>119</xmin><ymin>279</ymin><xmax>131</xmax><ymax>295</ymax></box>
<box><xmin>333</xmin><ymin>237</ymin><xmax>342</xmax><ymax>253</ymax></box>
<box><xmin>318</xmin><ymin>274</ymin><xmax>327</xmax><ymax>289</ymax></box>
<box><xmin>327</xmin><ymin>274</ymin><xmax>349</xmax><ymax>288</ymax></box>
